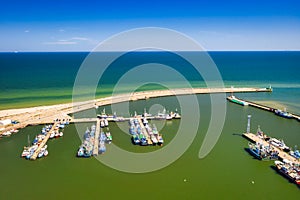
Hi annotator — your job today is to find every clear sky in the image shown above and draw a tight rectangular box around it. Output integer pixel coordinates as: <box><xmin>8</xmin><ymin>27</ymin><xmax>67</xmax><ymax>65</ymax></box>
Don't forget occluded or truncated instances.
<box><xmin>1</xmin><ymin>0</ymin><xmax>300</xmax><ymax>51</ymax></box>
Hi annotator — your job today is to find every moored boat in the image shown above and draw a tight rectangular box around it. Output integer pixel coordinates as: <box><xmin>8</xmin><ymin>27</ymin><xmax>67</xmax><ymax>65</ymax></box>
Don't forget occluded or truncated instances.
<box><xmin>274</xmin><ymin>108</ymin><xmax>293</xmax><ymax>119</ymax></box>
<box><xmin>274</xmin><ymin>160</ymin><xmax>300</xmax><ymax>185</ymax></box>
<box><xmin>227</xmin><ymin>95</ymin><xmax>249</xmax><ymax>106</ymax></box>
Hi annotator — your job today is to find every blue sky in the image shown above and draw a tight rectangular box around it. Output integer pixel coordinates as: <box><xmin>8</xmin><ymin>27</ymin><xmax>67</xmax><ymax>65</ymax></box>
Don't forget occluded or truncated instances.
<box><xmin>1</xmin><ymin>0</ymin><xmax>300</xmax><ymax>51</ymax></box>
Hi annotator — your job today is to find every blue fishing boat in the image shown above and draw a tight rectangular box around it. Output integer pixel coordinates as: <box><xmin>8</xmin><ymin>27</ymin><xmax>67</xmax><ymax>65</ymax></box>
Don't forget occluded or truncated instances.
<box><xmin>274</xmin><ymin>109</ymin><xmax>293</xmax><ymax>119</ymax></box>
<box><xmin>132</xmin><ymin>134</ymin><xmax>140</xmax><ymax>145</ymax></box>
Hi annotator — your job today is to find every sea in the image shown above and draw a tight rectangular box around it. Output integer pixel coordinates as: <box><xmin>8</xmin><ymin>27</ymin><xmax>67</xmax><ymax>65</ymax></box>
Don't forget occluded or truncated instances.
<box><xmin>0</xmin><ymin>51</ymin><xmax>299</xmax><ymax>199</ymax></box>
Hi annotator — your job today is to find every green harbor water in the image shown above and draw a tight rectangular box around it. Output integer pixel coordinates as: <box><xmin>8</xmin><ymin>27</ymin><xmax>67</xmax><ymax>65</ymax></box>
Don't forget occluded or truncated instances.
<box><xmin>0</xmin><ymin>94</ymin><xmax>299</xmax><ymax>199</ymax></box>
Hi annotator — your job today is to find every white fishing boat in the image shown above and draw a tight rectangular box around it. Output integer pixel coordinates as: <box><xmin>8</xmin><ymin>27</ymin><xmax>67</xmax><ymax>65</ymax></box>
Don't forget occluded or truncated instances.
<box><xmin>2</xmin><ymin>131</ymin><xmax>12</xmax><ymax>136</ymax></box>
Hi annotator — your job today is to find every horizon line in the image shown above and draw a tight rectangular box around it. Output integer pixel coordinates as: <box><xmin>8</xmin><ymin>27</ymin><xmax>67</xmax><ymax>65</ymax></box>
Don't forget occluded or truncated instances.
<box><xmin>1</xmin><ymin>49</ymin><xmax>300</xmax><ymax>53</ymax></box>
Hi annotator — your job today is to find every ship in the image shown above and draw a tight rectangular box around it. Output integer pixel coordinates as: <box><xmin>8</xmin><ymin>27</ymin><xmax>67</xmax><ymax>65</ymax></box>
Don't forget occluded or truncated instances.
<box><xmin>105</xmin><ymin>131</ymin><xmax>112</xmax><ymax>144</ymax></box>
<box><xmin>227</xmin><ymin>95</ymin><xmax>249</xmax><ymax>106</ymax></box>
<box><xmin>247</xmin><ymin>142</ymin><xmax>278</xmax><ymax>160</ymax></box>
<box><xmin>132</xmin><ymin>134</ymin><xmax>140</xmax><ymax>145</ymax></box>
<box><xmin>274</xmin><ymin>160</ymin><xmax>300</xmax><ymax>185</ymax></box>
<box><xmin>274</xmin><ymin>108</ymin><xmax>293</xmax><ymax>119</ymax></box>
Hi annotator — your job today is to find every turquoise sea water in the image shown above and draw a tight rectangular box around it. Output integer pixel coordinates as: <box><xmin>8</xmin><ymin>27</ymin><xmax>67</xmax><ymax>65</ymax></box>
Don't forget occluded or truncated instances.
<box><xmin>0</xmin><ymin>51</ymin><xmax>299</xmax><ymax>111</ymax></box>
<box><xmin>0</xmin><ymin>52</ymin><xmax>299</xmax><ymax>199</ymax></box>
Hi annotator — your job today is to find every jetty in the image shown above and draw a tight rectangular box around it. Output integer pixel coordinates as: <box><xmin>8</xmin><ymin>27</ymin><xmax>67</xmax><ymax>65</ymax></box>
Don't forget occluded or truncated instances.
<box><xmin>227</xmin><ymin>96</ymin><xmax>300</xmax><ymax>121</ymax></box>
<box><xmin>243</xmin><ymin>133</ymin><xmax>300</xmax><ymax>165</ymax></box>
<box><xmin>30</xmin><ymin>122</ymin><xmax>58</xmax><ymax>160</ymax></box>
<box><xmin>0</xmin><ymin>86</ymin><xmax>272</xmax><ymax>135</ymax></box>
<box><xmin>137</xmin><ymin>117</ymin><xmax>153</xmax><ymax>145</ymax></box>
<box><xmin>93</xmin><ymin>119</ymin><xmax>101</xmax><ymax>156</ymax></box>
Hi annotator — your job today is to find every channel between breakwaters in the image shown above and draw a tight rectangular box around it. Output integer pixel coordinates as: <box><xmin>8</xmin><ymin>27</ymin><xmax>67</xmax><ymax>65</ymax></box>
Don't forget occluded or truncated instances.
<box><xmin>0</xmin><ymin>86</ymin><xmax>272</xmax><ymax>135</ymax></box>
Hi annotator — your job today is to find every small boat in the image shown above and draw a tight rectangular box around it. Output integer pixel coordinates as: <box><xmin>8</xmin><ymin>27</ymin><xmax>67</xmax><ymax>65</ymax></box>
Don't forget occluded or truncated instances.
<box><xmin>50</xmin><ymin>131</ymin><xmax>55</xmax><ymax>139</ymax></box>
<box><xmin>150</xmin><ymin>134</ymin><xmax>158</xmax><ymax>145</ymax></box>
<box><xmin>105</xmin><ymin>132</ymin><xmax>112</xmax><ymax>144</ymax></box>
<box><xmin>269</xmin><ymin>138</ymin><xmax>290</xmax><ymax>152</ymax></box>
<box><xmin>290</xmin><ymin>147</ymin><xmax>300</xmax><ymax>159</ymax></box>
<box><xmin>104</xmin><ymin>119</ymin><xmax>109</xmax><ymax>127</ymax></box>
<box><xmin>143</xmin><ymin>118</ymin><xmax>148</xmax><ymax>125</ymax></box>
<box><xmin>44</xmin><ymin>150</ymin><xmax>49</xmax><ymax>156</ymax></box>
<box><xmin>274</xmin><ymin>108</ymin><xmax>293</xmax><ymax>119</ymax></box>
<box><xmin>165</xmin><ymin>114</ymin><xmax>172</xmax><ymax>120</ymax></box>
<box><xmin>100</xmin><ymin>120</ymin><xmax>105</xmax><ymax>128</ymax></box>
<box><xmin>100</xmin><ymin>132</ymin><xmax>107</xmax><ymax>142</ymax></box>
<box><xmin>77</xmin><ymin>146</ymin><xmax>85</xmax><ymax>157</ymax></box>
<box><xmin>21</xmin><ymin>149</ymin><xmax>30</xmax><ymax>157</ymax></box>
<box><xmin>139</xmin><ymin>134</ymin><xmax>148</xmax><ymax>146</ymax></box>
<box><xmin>10</xmin><ymin>129</ymin><xmax>19</xmax><ymax>133</ymax></box>
<box><xmin>54</xmin><ymin>131</ymin><xmax>63</xmax><ymax>138</ymax></box>
<box><xmin>2</xmin><ymin>131</ymin><xmax>12</xmax><ymax>136</ymax></box>
<box><xmin>99</xmin><ymin>141</ymin><xmax>106</xmax><ymax>154</ymax></box>
<box><xmin>132</xmin><ymin>134</ymin><xmax>140</xmax><ymax>145</ymax></box>
<box><xmin>157</xmin><ymin>134</ymin><xmax>164</xmax><ymax>146</ymax></box>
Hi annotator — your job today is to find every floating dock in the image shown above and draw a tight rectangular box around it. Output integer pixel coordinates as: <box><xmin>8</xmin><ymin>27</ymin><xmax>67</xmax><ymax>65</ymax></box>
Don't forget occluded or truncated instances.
<box><xmin>30</xmin><ymin>122</ymin><xmax>58</xmax><ymax>160</ymax></box>
<box><xmin>243</xmin><ymin>132</ymin><xmax>299</xmax><ymax>165</ymax></box>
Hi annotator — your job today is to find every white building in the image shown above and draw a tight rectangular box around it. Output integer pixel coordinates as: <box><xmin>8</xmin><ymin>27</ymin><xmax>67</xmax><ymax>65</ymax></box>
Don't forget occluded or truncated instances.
<box><xmin>0</xmin><ymin>119</ymin><xmax>12</xmax><ymax>126</ymax></box>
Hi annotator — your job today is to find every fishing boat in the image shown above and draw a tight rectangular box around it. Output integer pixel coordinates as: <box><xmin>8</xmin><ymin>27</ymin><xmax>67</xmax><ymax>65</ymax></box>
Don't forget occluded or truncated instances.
<box><xmin>274</xmin><ymin>160</ymin><xmax>300</xmax><ymax>185</ymax></box>
<box><xmin>44</xmin><ymin>150</ymin><xmax>49</xmax><ymax>156</ymax></box>
<box><xmin>274</xmin><ymin>109</ymin><xmax>293</xmax><ymax>119</ymax></box>
<box><xmin>105</xmin><ymin>131</ymin><xmax>112</xmax><ymax>144</ymax></box>
<box><xmin>157</xmin><ymin>134</ymin><xmax>164</xmax><ymax>146</ymax></box>
<box><xmin>55</xmin><ymin>131</ymin><xmax>63</xmax><ymax>138</ymax></box>
<box><xmin>99</xmin><ymin>141</ymin><xmax>106</xmax><ymax>154</ymax></box>
<box><xmin>150</xmin><ymin>134</ymin><xmax>158</xmax><ymax>145</ymax></box>
<box><xmin>77</xmin><ymin>146</ymin><xmax>85</xmax><ymax>157</ymax></box>
<box><xmin>100</xmin><ymin>120</ymin><xmax>105</xmax><ymax>128</ymax></box>
<box><xmin>289</xmin><ymin>147</ymin><xmax>300</xmax><ymax>159</ymax></box>
<box><xmin>100</xmin><ymin>132</ymin><xmax>107</xmax><ymax>142</ymax></box>
<box><xmin>132</xmin><ymin>134</ymin><xmax>140</xmax><ymax>145</ymax></box>
<box><xmin>10</xmin><ymin>129</ymin><xmax>19</xmax><ymax>133</ymax></box>
<box><xmin>143</xmin><ymin>117</ymin><xmax>148</xmax><ymax>125</ymax></box>
<box><xmin>269</xmin><ymin>138</ymin><xmax>290</xmax><ymax>152</ymax></box>
<box><xmin>2</xmin><ymin>131</ymin><xmax>11</xmax><ymax>136</ymax></box>
<box><xmin>247</xmin><ymin>142</ymin><xmax>278</xmax><ymax>160</ymax></box>
<box><xmin>139</xmin><ymin>134</ymin><xmax>148</xmax><ymax>146</ymax></box>
<box><xmin>104</xmin><ymin>119</ymin><xmax>109</xmax><ymax>127</ymax></box>
<box><xmin>50</xmin><ymin>131</ymin><xmax>55</xmax><ymax>139</ymax></box>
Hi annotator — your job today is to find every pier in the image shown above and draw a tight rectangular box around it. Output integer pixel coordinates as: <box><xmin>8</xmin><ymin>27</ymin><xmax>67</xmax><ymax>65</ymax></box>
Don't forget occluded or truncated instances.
<box><xmin>137</xmin><ymin>117</ymin><xmax>153</xmax><ymax>145</ymax></box>
<box><xmin>227</xmin><ymin>96</ymin><xmax>300</xmax><ymax>121</ymax></box>
<box><xmin>93</xmin><ymin>119</ymin><xmax>100</xmax><ymax>156</ymax></box>
<box><xmin>0</xmin><ymin>86</ymin><xmax>273</xmax><ymax>135</ymax></box>
<box><xmin>243</xmin><ymin>133</ymin><xmax>300</xmax><ymax>165</ymax></box>
<box><xmin>30</xmin><ymin>122</ymin><xmax>58</xmax><ymax>160</ymax></box>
